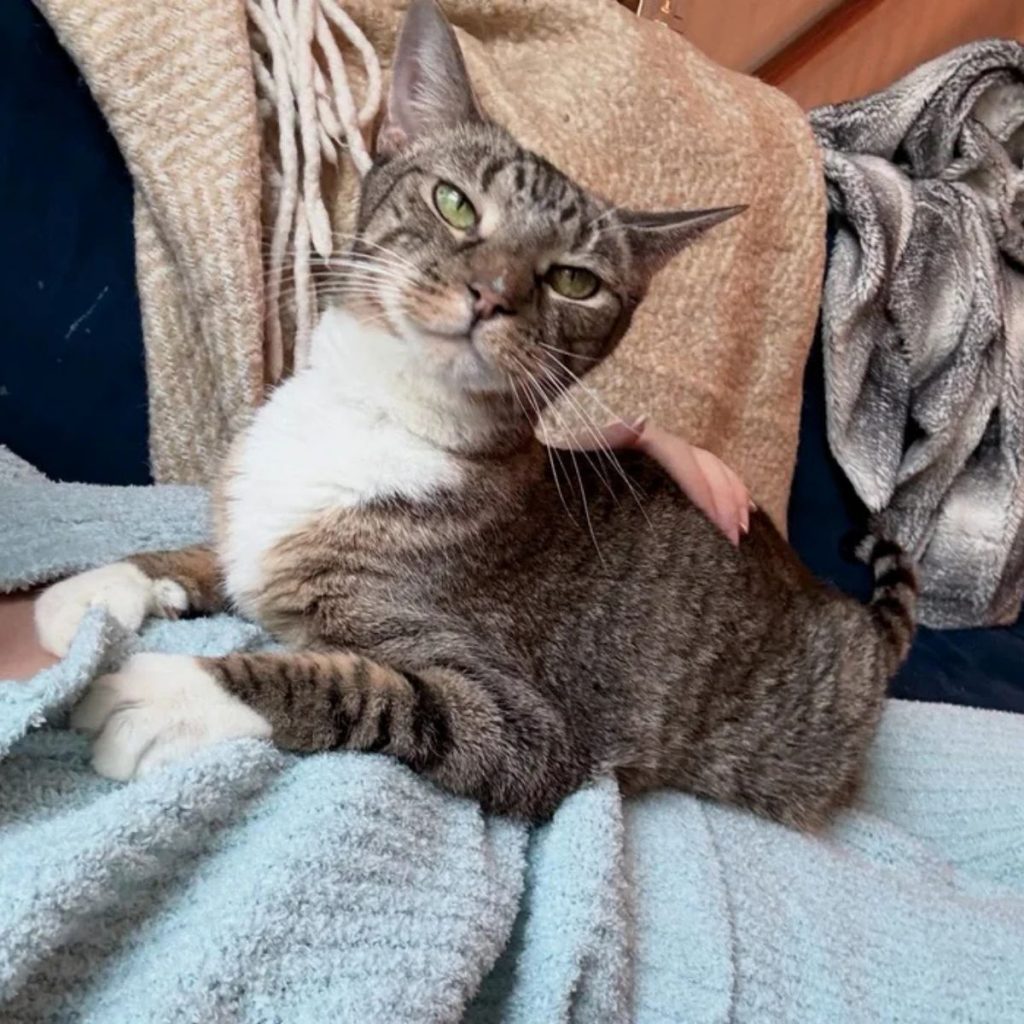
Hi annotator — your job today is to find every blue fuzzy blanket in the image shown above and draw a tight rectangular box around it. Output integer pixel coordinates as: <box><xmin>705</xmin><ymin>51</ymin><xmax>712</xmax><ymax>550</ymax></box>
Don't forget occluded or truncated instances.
<box><xmin>2</xmin><ymin>447</ymin><xmax>1024</xmax><ymax>1023</ymax></box>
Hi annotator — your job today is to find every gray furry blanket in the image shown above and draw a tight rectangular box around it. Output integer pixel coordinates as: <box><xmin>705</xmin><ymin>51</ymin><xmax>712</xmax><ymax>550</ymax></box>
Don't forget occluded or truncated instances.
<box><xmin>811</xmin><ymin>40</ymin><xmax>1024</xmax><ymax>628</ymax></box>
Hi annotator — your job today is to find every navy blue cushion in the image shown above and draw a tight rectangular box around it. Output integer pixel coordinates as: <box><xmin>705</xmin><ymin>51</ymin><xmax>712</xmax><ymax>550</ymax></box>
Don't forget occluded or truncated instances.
<box><xmin>787</xmin><ymin>229</ymin><xmax>1024</xmax><ymax>714</ymax></box>
<box><xmin>0</xmin><ymin>0</ymin><xmax>149</xmax><ymax>485</ymax></box>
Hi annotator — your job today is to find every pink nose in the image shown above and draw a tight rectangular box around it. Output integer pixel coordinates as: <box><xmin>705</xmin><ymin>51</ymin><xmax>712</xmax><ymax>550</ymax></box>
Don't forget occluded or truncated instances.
<box><xmin>469</xmin><ymin>281</ymin><xmax>512</xmax><ymax>320</ymax></box>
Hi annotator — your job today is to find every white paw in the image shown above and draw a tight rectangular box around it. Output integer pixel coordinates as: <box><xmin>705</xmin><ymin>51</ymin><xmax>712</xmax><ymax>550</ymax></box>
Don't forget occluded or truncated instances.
<box><xmin>70</xmin><ymin>653</ymin><xmax>272</xmax><ymax>781</ymax></box>
<box><xmin>34</xmin><ymin>562</ymin><xmax>189</xmax><ymax>657</ymax></box>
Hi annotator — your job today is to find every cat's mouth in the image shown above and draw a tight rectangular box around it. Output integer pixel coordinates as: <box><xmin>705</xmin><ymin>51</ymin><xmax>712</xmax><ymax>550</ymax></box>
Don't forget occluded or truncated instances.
<box><xmin>402</xmin><ymin>319</ymin><xmax>516</xmax><ymax>395</ymax></box>
<box><xmin>421</xmin><ymin>326</ymin><xmax>472</xmax><ymax>343</ymax></box>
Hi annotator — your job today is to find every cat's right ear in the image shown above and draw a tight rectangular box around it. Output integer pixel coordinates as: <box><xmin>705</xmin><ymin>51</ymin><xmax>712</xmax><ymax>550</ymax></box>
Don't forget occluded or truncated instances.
<box><xmin>377</xmin><ymin>0</ymin><xmax>484</xmax><ymax>157</ymax></box>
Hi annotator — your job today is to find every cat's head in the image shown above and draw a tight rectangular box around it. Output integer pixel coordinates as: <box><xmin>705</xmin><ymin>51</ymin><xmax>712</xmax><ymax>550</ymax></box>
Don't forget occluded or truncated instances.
<box><xmin>343</xmin><ymin>0</ymin><xmax>742</xmax><ymax>408</ymax></box>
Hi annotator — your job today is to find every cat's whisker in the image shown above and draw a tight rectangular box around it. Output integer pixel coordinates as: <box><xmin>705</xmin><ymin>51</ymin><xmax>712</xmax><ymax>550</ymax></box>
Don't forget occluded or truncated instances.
<box><xmin>510</xmin><ymin>356</ymin><xmax>608</xmax><ymax>560</ymax></box>
<box><xmin>315</xmin><ymin>260</ymin><xmax>413</xmax><ymax>281</ymax></box>
<box><xmin>263</xmin><ymin>250</ymin><xmax>418</xmax><ymax>278</ymax></box>
<box><xmin>531</xmin><ymin>362</ymin><xmax>619</xmax><ymax>502</ymax></box>
<box><xmin>509</xmin><ymin>357</ymin><xmax>578</xmax><ymax>529</ymax></box>
<box><xmin>558</xmin><ymin>417</ymin><xmax>606</xmax><ymax>566</ymax></box>
<box><xmin>579</xmin><ymin>206</ymin><xmax>621</xmax><ymax>246</ymax></box>
<box><xmin>505</xmin><ymin>363</ymin><xmax>573</xmax><ymax>524</ymax></box>
<box><xmin>534</xmin><ymin>351</ymin><xmax>651</xmax><ymax>524</ymax></box>
<box><xmin>540</xmin><ymin>351</ymin><xmax>628</xmax><ymax>433</ymax></box>
<box><xmin>260</xmin><ymin>233</ymin><xmax>419</xmax><ymax>267</ymax></box>
<box><xmin>538</xmin><ymin>342</ymin><xmax>600</xmax><ymax>364</ymax></box>
<box><xmin>319</xmin><ymin>273</ymin><xmax>409</xmax><ymax>292</ymax></box>
<box><xmin>318</xmin><ymin>246</ymin><xmax>421</xmax><ymax>279</ymax></box>
<box><xmin>348</xmin><ymin>237</ymin><xmax>421</xmax><ymax>272</ymax></box>
<box><xmin>267</xmin><ymin>273</ymin><xmax>408</xmax><ymax>294</ymax></box>
<box><xmin>265</xmin><ymin>269</ymin><xmax>412</xmax><ymax>293</ymax></box>
<box><xmin>581</xmin><ymin>206</ymin><xmax>619</xmax><ymax>231</ymax></box>
<box><xmin>323</xmin><ymin>282</ymin><xmax>409</xmax><ymax>303</ymax></box>
<box><xmin>556</xmin><ymin>399</ymin><xmax>649</xmax><ymax>522</ymax></box>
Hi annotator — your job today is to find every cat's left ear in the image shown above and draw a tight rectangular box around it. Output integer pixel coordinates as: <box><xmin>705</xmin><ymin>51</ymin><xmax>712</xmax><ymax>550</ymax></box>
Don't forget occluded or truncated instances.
<box><xmin>620</xmin><ymin>205</ymin><xmax>746</xmax><ymax>276</ymax></box>
<box><xmin>377</xmin><ymin>0</ymin><xmax>484</xmax><ymax>157</ymax></box>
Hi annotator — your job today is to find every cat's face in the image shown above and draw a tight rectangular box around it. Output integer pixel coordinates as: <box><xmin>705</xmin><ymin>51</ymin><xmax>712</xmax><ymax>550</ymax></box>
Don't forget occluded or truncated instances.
<box><xmin>340</xmin><ymin>0</ymin><xmax>741</xmax><ymax>407</ymax></box>
<box><xmin>353</xmin><ymin>124</ymin><xmax>639</xmax><ymax>399</ymax></box>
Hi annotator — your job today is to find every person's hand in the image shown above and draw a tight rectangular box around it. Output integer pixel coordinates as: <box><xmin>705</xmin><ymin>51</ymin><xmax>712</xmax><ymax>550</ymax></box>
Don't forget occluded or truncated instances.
<box><xmin>557</xmin><ymin>416</ymin><xmax>754</xmax><ymax>545</ymax></box>
<box><xmin>0</xmin><ymin>592</ymin><xmax>58</xmax><ymax>681</ymax></box>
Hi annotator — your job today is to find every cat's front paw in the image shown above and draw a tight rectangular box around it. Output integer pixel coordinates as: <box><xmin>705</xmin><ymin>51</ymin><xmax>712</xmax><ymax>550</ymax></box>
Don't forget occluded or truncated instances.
<box><xmin>70</xmin><ymin>653</ymin><xmax>272</xmax><ymax>780</ymax></box>
<box><xmin>34</xmin><ymin>563</ymin><xmax>188</xmax><ymax>656</ymax></box>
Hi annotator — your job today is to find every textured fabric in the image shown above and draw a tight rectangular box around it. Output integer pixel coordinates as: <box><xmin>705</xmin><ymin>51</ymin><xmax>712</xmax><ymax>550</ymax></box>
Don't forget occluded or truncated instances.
<box><xmin>811</xmin><ymin>40</ymin><xmax>1024</xmax><ymax>627</ymax></box>
<box><xmin>32</xmin><ymin>0</ymin><xmax>266</xmax><ymax>485</ymax></box>
<box><xmin>788</xmin><ymin>320</ymin><xmax>1024</xmax><ymax>715</ymax></box>
<box><xmin>0</xmin><ymin>0</ymin><xmax>148</xmax><ymax>485</ymax></box>
<box><xmin>3</xmin><ymin>448</ymin><xmax>1024</xmax><ymax>1022</ymax></box>
<box><xmin>33</xmin><ymin>0</ymin><xmax>824</xmax><ymax>527</ymax></box>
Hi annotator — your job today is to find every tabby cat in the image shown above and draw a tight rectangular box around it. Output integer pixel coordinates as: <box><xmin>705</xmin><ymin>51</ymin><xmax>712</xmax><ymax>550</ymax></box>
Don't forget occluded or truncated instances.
<box><xmin>35</xmin><ymin>0</ymin><xmax>916</xmax><ymax>828</ymax></box>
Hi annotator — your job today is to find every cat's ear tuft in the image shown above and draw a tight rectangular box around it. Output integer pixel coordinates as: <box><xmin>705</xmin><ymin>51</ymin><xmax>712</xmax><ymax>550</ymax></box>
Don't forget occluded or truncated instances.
<box><xmin>619</xmin><ymin>205</ymin><xmax>746</xmax><ymax>276</ymax></box>
<box><xmin>377</xmin><ymin>0</ymin><xmax>484</xmax><ymax>156</ymax></box>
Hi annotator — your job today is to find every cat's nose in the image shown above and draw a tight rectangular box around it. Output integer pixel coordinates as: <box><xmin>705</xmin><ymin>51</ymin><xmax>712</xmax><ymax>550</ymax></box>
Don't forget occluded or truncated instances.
<box><xmin>468</xmin><ymin>280</ymin><xmax>514</xmax><ymax>320</ymax></box>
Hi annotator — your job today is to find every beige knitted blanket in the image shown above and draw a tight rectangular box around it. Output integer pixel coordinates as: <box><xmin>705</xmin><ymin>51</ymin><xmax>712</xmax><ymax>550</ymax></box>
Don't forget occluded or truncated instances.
<box><xmin>35</xmin><ymin>0</ymin><xmax>824</xmax><ymax>526</ymax></box>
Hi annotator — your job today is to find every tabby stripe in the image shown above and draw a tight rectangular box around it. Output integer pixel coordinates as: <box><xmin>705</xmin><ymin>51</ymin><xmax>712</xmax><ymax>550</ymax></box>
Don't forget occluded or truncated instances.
<box><xmin>529</xmin><ymin>169</ymin><xmax>546</xmax><ymax>202</ymax></box>
<box><xmin>350</xmin><ymin>657</ymin><xmax>370</xmax><ymax>725</ymax></box>
<box><xmin>871</xmin><ymin>539</ymin><xmax>903</xmax><ymax>562</ymax></box>
<box><xmin>401</xmin><ymin>670</ymin><xmax>451</xmax><ymax>771</ymax></box>
<box><xmin>364</xmin><ymin>165</ymin><xmax>424</xmax><ymax>223</ymax></box>
<box><xmin>874</xmin><ymin>565</ymin><xmax>916</xmax><ymax>591</ymax></box>
<box><xmin>326</xmin><ymin>685</ymin><xmax>350</xmax><ymax>745</ymax></box>
<box><xmin>479</xmin><ymin>156</ymin><xmax>507</xmax><ymax>191</ymax></box>
<box><xmin>367</xmin><ymin>703</ymin><xmax>392</xmax><ymax>753</ymax></box>
<box><xmin>572</xmin><ymin>220</ymin><xmax>597</xmax><ymax>252</ymax></box>
<box><xmin>230</xmin><ymin>657</ymin><xmax>256</xmax><ymax>701</ymax></box>
<box><xmin>871</xmin><ymin>594</ymin><xmax>911</xmax><ymax>617</ymax></box>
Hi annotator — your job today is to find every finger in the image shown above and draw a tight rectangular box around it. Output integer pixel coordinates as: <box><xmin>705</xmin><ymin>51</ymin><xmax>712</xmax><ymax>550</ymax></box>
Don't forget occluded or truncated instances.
<box><xmin>641</xmin><ymin>427</ymin><xmax>718</xmax><ymax>523</ymax></box>
<box><xmin>721</xmin><ymin>463</ymin><xmax>751</xmax><ymax>535</ymax></box>
<box><xmin>695</xmin><ymin>449</ymin><xmax>752</xmax><ymax>542</ymax></box>
<box><xmin>694</xmin><ymin>450</ymin><xmax>740</xmax><ymax>545</ymax></box>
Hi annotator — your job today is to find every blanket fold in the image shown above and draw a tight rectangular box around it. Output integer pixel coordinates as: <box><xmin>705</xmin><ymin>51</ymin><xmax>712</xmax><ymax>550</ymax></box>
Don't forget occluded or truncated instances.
<box><xmin>811</xmin><ymin>40</ymin><xmax>1024</xmax><ymax>627</ymax></box>
<box><xmin>3</xmin><ymin>445</ymin><xmax>1024</xmax><ymax>1022</ymax></box>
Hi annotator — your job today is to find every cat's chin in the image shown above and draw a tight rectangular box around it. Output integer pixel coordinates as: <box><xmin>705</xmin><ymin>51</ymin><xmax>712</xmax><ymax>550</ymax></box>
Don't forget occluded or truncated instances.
<box><xmin>401</xmin><ymin>324</ymin><xmax>514</xmax><ymax>398</ymax></box>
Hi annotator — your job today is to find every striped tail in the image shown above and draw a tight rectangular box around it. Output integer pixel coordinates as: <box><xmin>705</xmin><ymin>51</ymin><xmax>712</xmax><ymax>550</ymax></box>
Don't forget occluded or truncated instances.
<box><xmin>863</xmin><ymin>537</ymin><xmax>918</xmax><ymax>671</ymax></box>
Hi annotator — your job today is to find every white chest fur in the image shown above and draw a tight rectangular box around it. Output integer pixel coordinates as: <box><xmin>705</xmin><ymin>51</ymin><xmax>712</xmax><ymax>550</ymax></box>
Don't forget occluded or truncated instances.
<box><xmin>221</xmin><ymin>309</ymin><xmax>465</xmax><ymax>615</ymax></box>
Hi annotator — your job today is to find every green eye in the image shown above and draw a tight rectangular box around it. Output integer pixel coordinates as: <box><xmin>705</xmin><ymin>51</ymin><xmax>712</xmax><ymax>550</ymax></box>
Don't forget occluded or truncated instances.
<box><xmin>545</xmin><ymin>265</ymin><xmax>600</xmax><ymax>301</ymax></box>
<box><xmin>433</xmin><ymin>182</ymin><xmax>477</xmax><ymax>230</ymax></box>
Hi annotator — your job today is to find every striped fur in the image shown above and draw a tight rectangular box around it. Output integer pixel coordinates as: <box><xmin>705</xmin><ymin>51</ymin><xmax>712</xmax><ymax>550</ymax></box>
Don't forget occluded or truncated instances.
<box><xmin>87</xmin><ymin>461</ymin><xmax>918</xmax><ymax>826</ymax></box>
<box><xmin>51</xmin><ymin>0</ymin><xmax>917</xmax><ymax>829</ymax></box>
<box><xmin>865</xmin><ymin>538</ymin><xmax>918</xmax><ymax>673</ymax></box>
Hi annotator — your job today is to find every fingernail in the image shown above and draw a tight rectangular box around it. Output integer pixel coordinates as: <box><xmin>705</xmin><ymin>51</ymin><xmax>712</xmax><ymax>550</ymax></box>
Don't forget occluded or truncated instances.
<box><xmin>749</xmin><ymin>500</ymin><xmax>758</xmax><ymax>511</ymax></box>
<box><xmin>630</xmin><ymin>414</ymin><xmax>649</xmax><ymax>432</ymax></box>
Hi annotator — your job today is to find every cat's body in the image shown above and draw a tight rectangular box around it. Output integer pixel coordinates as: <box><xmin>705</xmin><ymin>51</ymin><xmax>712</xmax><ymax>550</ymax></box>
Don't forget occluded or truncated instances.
<box><xmin>35</xmin><ymin>0</ymin><xmax>916</xmax><ymax>827</ymax></box>
<box><xmin>211</xmin><ymin>306</ymin><xmax>893</xmax><ymax>823</ymax></box>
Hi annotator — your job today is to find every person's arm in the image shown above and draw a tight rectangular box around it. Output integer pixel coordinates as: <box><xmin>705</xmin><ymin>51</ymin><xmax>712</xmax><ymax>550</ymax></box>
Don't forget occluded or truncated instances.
<box><xmin>0</xmin><ymin>593</ymin><xmax>58</xmax><ymax>680</ymax></box>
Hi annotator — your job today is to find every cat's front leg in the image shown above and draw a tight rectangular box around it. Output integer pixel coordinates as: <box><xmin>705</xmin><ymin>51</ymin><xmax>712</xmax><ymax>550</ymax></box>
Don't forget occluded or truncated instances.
<box><xmin>35</xmin><ymin>545</ymin><xmax>224</xmax><ymax>656</ymax></box>
<box><xmin>72</xmin><ymin>649</ymin><xmax>584</xmax><ymax>819</ymax></box>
